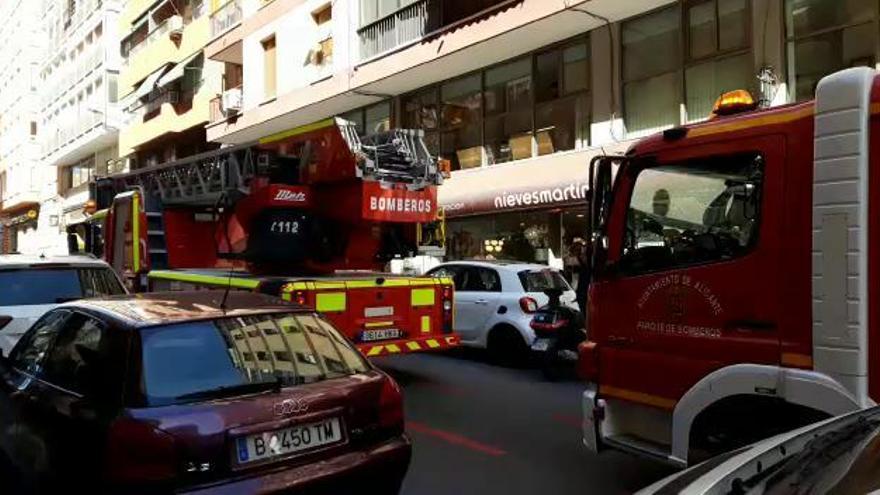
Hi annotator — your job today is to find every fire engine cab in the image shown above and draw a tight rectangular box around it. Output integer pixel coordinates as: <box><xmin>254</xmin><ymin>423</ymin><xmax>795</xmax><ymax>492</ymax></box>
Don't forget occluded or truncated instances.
<box><xmin>68</xmin><ymin>118</ymin><xmax>457</xmax><ymax>357</ymax></box>
<box><xmin>580</xmin><ymin>68</ymin><xmax>880</xmax><ymax>467</ymax></box>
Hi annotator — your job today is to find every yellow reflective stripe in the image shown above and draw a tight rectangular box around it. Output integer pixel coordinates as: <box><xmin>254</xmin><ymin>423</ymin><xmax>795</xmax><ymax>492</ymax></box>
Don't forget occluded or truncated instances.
<box><xmin>411</xmin><ymin>288</ymin><xmax>435</xmax><ymax>307</ymax></box>
<box><xmin>410</xmin><ymin>279</ymin><xmax>436</xmax><ymax>286</ymax></box>
<box><xmin>365</xmin><ymin>321</ymin><xmax>393</xmax><ymax>328</ymax></box>
<box><xmin>426</xmin><ymin>339</ymin><xmax>440</xmax><ymax>349</ymax></box>
<box><xmin>132</xmin><ymin>192</ymin><xmax>141</xmax><ymax>272</ymax></box>
<box><xmin>314</xmin><ymin>281</ymin><xmax>346</xmax><ymax>289</ymax></box>
<box><xmin>147</xmin><ymin>270</ymin><xmax>261</xmax><ymax>290</ymax></box>
<box><xmin>281</xmin><ymin>293</ymin><xmax>292</xmax><ymax>302</ymax></box>
<box><xmin>406</xmin><ymin>341</ymin><xmax>422</xmax><ymax>351</ymax></box>
<box><xmin>259</xmin><ymin>118</ymin><xmax>336</xmax><ymax>145</ymax></box>
<box><xmin>420</xmin><ymin>316</ymin><xmax>431</xmax><ymax>333</ymax></box>
<box><xmin>366</xmin><ymin>346</ymin><xmax>384</xmax><ymax>357</ymax></box>
<box><xmin>381</xmin><ymin>280</ymin><xmax>411</xmax><ymax>287</ymax></box>
<box><xmin>315</xmin><ymin>292</ymin><xmax>346</xmax><ymax>312</ymax></box>
<box><xmin>385</xmin><ymin>344</ymin><xmax>401</xmax><ymax>354</ymax></box>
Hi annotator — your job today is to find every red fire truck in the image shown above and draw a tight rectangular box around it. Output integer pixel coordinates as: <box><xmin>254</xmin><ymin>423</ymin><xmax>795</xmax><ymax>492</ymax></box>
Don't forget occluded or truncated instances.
<box><xmin>579</xmin><ymin>68</ymin><xmax>880</xmax><ymax>467</ymax></box>
<box><xmin>69</xmin><ymin>118</ymin><xmax>457</xmax><ymax>357</ymax></box>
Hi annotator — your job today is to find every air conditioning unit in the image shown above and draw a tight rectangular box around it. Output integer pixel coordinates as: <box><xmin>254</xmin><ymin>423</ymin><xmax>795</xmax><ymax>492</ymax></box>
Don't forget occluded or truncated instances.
<box><xmin>167</xmin><ymin>15</ymin><xmax>183</xmax><ymax>38</ymax></box>
<box><xmin>222</xmin><ymin>87</ymin><xmax>243</xmax><ymax>115</ymax></box>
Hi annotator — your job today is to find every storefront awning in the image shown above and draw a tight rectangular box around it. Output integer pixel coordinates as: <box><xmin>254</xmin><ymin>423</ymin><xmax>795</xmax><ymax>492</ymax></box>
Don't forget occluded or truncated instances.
<box><xmin>135</xmin><ymin>63</ymin><xmax>173</xmax><ymax>100</ymax></box>
<box><xmin>438</xmin><ymin>144</ymin><xmax>629</xmax><ymax>218</ymax></box>
<box><xmin>157</xmin><ymin>52</ymin><xmax>202</xmax><ymax>88</ymax></box>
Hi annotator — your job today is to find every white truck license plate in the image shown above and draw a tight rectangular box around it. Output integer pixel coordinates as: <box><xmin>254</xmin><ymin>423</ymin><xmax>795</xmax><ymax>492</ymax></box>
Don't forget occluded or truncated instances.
<box><xmin>235</xmin><ymin>417</ymin><xmax>343</xmax><ymax>464</ymax></box>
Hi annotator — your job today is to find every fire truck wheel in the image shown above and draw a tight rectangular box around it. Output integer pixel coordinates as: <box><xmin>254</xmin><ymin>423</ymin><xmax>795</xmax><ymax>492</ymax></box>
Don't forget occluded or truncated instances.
<box><xmin>487</xmin><ymin>325</ymin><xmax>528</xmax><ymax>368</ymax></box>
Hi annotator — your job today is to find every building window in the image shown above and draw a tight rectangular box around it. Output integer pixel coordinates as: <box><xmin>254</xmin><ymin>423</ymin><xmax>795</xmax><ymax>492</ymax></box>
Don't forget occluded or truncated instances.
<box><xmin>342</xmin><ymin>101</ymin><xmax>391</xmax><ymax>136</ymax></box>
<box><xmin>29</xmin><ymin>122</ymin><xmax>37</xmax><ymax>136</ymax></box>
<box><xmin>684</xmin><ymin>0</ymin><xmax>751</xmax><ymax>121</ymax></box>
<box><xmin>313</xmin><ymin>4</ymin><xmax>332</xmax><ymax>25</ymax></box>
<box><xmin>623</xmin><ymin>6</ymin><xmax>682</xmax><ymax>137</ymax></box>
<box><xmin>534</xmin><ymin>42</ymin><xmax>590</xmax><ymax>156</ymax></box>
<box><xmin>623</xmin><ymin>2</ymin><xmax>753</xmax><ymax>136</ymax></box>
<box><xmin>61</xmin><ymin>157</ymin><xmax>95</xmax><ymax>193</ymax></box>
<box><xmin>262</xmin><ymin>36</ymin><xmax>277</xmax><ymax>100</ymax></box>
<box><xmin>400</xmin><ymin>37</ymin><xmax>591</xmax><ymax>171</ymax></box>
<box><xmin>441</xmin><ymin>74</ymin><xmax>483</xmax><ymax>170</ymax></box>
<box><xmin>484</xmin><ymin>58</ymin><xmax>532</xmax><ymax>165</ymax></box>
<box><xmin>785</xmin><ymin>0</ymin><xmax>876</xmax><ymax>102</ymax></box>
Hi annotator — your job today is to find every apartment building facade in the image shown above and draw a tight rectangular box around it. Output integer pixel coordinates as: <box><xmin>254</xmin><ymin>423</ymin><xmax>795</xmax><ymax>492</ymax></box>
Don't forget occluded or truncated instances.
<box><xmin>202</xmin><ymin>0</ymin><xmax>811</xmax><ymax>268</ymax></box>
<box><xmin>33</xmin><ymin>0</ymin><xmax>126</xmax><ymax>255</ymax></box>
<box><xmin>117</xmin><ymin>0</ymin><xmax>221</xmax><ymax>169</ymax></box>
<box><xmin>0</xmin><ymin>0</ymin><xmax>47</xmax><ymax>254</ymax></box>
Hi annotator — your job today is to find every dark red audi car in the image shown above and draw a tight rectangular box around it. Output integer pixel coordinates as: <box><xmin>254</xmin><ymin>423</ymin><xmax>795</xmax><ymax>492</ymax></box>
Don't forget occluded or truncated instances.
<box><xmin>0</xmin><ymin>291</ymin><xmax>410</xmax><ymax>494</ymax></box>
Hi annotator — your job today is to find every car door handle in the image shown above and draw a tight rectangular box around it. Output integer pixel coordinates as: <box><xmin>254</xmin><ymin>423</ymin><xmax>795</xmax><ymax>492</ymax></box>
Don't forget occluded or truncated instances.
<box><xmin>475</xmin><ymin>299</ymin><xmax>489</xmax><ymax>305</ymax></box>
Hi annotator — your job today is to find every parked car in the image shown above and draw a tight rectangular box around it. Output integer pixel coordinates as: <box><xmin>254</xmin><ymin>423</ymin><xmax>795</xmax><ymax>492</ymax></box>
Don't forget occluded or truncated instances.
<box><xmin>0</xmin><ymin>290</ymin><xmax>410</xmax><ymax>494</ymax></box>
<box><xmin>425</xmin><ymin>261</ymin><xmax>577</xmax><ymax>364</ymax></box>
<box><xmin>0</xmin><ymin>254</ymin><xmax>126</xmax><ymax>355</ymax></box>
<box><xmin>637</xmin><ymin>406</ymin><xmax>880</xmax><ymax>494</ymax></box>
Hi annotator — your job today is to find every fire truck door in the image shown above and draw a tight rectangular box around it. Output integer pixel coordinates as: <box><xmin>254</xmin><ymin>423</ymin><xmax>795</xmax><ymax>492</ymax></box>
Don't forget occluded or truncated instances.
<box><xmin>593</xmin><ymin>135</ymin><xmax>784</xmax><ymax>407</ymax></box>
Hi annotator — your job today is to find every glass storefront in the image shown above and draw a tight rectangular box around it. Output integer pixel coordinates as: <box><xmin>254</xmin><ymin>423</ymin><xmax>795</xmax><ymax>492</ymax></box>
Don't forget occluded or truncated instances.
<box><xmin>445</xmin><ymin>207</ymin><xmax>588</xmax><ymax>282</ymax></box>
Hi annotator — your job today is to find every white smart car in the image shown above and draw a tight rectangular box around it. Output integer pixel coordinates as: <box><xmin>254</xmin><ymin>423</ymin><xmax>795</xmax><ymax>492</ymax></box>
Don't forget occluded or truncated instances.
<box><xmin>425</xmin><ymin>261</ymin><xmax>578</xmax><ymax>364</ymax></box>
<box><xmin>0</xmin><ymin>254</ymin><xmax>126</xmax><ymax>354</ymax></box>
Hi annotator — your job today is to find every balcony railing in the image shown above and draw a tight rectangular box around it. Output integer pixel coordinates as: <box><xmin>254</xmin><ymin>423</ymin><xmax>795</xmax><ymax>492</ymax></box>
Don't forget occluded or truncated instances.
<box><xmin>124</xmin><ymin>16</ymin><xmax>177</xmax><ymax>64</ymax></box>
<box><xmin>211</xmin><ymin>0</ymin><xmax>243</xmax><ymax>38</ymax></box>
<box><xmin>43</xmin><ymin>110</ymin><xmax>104</xmax><ymax>158</ymax></box>
<box><xmin>52</xmin><ymin>0</ymin><xmax>104</xmax><ymax>52</ymax></box>
<box><xmin>358</xmin><ymin>0</ymin><xmax>518</xmax><ymax>61</ymax></box>
<box><xmin>358</xmin><ymin>0</ymin><xmax>442</xmax><ymax>61</ymax></box>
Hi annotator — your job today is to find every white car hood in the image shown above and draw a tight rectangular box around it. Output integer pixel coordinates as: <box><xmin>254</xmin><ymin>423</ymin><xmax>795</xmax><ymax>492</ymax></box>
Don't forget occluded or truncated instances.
<box><xmin>0</xmin><ymin>304</ymin><xmax>55</xmax><ymax>355</ymax></box>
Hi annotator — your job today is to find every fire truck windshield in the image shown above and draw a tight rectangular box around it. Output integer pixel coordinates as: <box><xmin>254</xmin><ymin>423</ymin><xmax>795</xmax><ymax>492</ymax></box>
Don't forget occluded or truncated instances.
<box><xmin>619</xmin><ymin>153</ymin><xmax>763</xmax><ymax>275</ymax></box>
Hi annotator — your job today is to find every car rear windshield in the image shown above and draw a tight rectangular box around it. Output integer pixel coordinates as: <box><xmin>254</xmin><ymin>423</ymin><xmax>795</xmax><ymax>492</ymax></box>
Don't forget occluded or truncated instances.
<box><xmin>0</xmin><ymin>268</ymin><xmax>125</xmax><ymax>306</ymax></box>
<box><xmin>138</xmin><ymin>313</ymin><xmax>371</xmax><ymax>406</ymax></box>
<box><xmin>518</xmin><ymin>270</ymin><xmax>571</xmax><ymax>292</ymax></box>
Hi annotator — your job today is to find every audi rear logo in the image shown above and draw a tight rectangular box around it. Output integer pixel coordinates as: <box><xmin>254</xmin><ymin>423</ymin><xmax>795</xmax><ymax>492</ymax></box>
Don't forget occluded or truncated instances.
<box><xmin>273</xmin><ymin>398</ymin><xmax>309</xmax><ymax>417</ymax></box>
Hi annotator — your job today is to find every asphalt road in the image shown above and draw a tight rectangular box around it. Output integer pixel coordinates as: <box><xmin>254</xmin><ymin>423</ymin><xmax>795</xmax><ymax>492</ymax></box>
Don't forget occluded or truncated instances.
<box><xmin>375</xmin><ymin>350</ymin><xmax>677</xmax><ymax>495</ymax></box>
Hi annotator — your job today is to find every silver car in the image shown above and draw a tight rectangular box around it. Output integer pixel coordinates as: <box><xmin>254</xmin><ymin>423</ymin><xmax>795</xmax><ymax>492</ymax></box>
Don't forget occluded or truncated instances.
<box><xmin>0</xmin><ymin>255</ymin><xmax>126</xmax><ymax>354</ymax></box>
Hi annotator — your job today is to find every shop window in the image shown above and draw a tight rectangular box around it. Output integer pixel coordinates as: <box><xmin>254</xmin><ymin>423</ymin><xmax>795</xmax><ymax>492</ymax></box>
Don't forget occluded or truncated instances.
<box><xmin>441</xmin><ymin>74</ymin><xmax>482</xmax><ymax>170</ymax></box>
<box><xmin>620</xmin><ymin>153</ymin><xmax>763</xmax><ymax>275</ymax></box>
<box><xmin>262</xmin><ymin>36</ymin><xmax>277</xmax><ymax>100</ymax></box>
<box><xmin>484</xmin><ymin>58</ymin><xmax>532</xmax><ymax>165</ymax></box>
<box><xmin>785</xmin><ymin>0</ymin><xmax>876</xmax><ymax>101</ymax></box>
<box><xmin>623</xmin><ymin>6</ymin><xmax>681</xmax><ymax>137</ymax></box>
<box><xmin>447</xmin><ymin>211</ymin><xmax>562</xmax><ymax>264</ymax></box>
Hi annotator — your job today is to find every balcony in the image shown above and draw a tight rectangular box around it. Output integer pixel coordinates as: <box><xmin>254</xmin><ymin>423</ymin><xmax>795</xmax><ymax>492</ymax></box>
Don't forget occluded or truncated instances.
<box><xmin>211</xmin><ymin>0</ymin><xmax>242</xmax><ymax>38</ymax></box>
<box><xmin>358</xmin><ymin>0</ymin><xmax>442</xmax><ymax>61</ymax></box>
<box><xmin>357</xmin><ymin>0</ymin><xmax>519</xmax><ymax>61</ymax></box>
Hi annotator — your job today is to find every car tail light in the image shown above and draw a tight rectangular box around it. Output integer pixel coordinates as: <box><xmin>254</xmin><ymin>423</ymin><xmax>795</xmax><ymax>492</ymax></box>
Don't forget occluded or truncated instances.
<box><xmin>519</xmin><ymin>297</ymin><xmax>539</xmax><ymax>314</ymax></box>
<box><xmin>576</xmin><ymin>341</ymin><xmax>600</xmax><ymax>382</ymax></box>
<box><xmin>379</xmin><ymin>375</ymin><xmax>404</xmax><ymax>434</ymax></box>
<box><xmin>104</xmin><ymin>418</ymin><xmax>179</xmax><ymax>485</ymax></box>
<box><xmin>441</xmin><ymin>285</ymin><xmax>454</xmax><ymax>334</ymax></box>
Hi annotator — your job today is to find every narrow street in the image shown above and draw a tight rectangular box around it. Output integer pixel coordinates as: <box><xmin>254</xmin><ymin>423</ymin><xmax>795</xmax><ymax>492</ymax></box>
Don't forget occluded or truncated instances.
<box><xmin>376</xmin><ymin>351</ymin><xmax>676</xmax><ymax>495</ymax></box>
